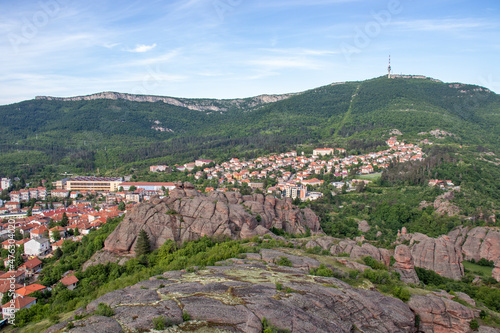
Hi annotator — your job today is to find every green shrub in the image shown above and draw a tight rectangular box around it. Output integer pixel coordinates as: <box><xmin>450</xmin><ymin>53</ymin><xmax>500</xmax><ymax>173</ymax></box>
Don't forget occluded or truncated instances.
<box><xmin>94</xmin><ymin>303</ymin><xmax>114</xmax><ymax>317</ymax></box>
<box><xmin>310</xmin><ymin>264</ymin><xmax>334</xmax><ymax>277</ymax></box>
<box><xmin>182</xmin><ymin>311</ymin><xmax>190</xmax><ymax>321</ymax></box>
<box><xmin>392</xmin><ymin>286</ymin><xmax>411</xmax><ymax>302</ymax></box>
<box><xmin>469</xmin><ymin>318</ymin><xmax>479</xmax><ymax>330</ymax></box>
<box><xmin>275</xmin><ymin>282</ymin><xmax>283</xmax><ymax>290</ymax></box>
<box><xmin>276</xmin><ymin>256</ymin><xmax>292</xmax><ymax>267</ymax></box>
<box><xmin>153</xmin><ymin>315</ymin><xmax>167</xmax><ymax>330</ymax></box>
<box><xmin>362</xmin><ymin>256</ymin><xmax>387</xmax><ymax>270</ymax></box>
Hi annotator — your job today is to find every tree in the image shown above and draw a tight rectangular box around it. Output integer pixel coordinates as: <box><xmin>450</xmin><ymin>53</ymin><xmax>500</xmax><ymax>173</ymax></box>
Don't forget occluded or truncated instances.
<box><xmin>118</xmin><ymin>186</ymin><xmax>124</xmax><ymax>192</ymax></box>
<box><xmin>74</xmin><ymin>227</ymin><xmax>80</xmax><ymax>236</ymax></box>
<box><xmin>129</xmin><ymin>185</ymin><xmax>137</xmax><ymax>192</ymax></box>
<box><xmin>117</xmin><ymin>201</ymin><xmax>126</xmax><ymax>211</ymax></box>
<box><xmin>59</xmin><ymin>213</ymin><xmax>68</xmax><ymax>227</ymax></box>
<box><xmin>14</xmin><ymin>229</ymin><xmax>23</xmax><ymax>241</ymax></box>
<box><xmin>26</xmin><ymin>208</ymin><xmax>32</xmax><ymax>217</ymax></box>
<box><xmin>135</xmin><ymin>230</ymin><xmax>151</xmax><ymax>257</ymax></box>
<box><xmin>51</xmin><ymin>230</ymin><xmax>61</xmax><ymax>242</ymax></box>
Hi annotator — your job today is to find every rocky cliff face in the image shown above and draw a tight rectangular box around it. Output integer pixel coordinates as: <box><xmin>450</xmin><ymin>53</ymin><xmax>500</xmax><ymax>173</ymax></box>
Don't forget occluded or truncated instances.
<box><xmin>409</xmin><ymin>233</ymin><xmax>464</xmax><ymax>280</ymax></box>
<box><xmin>35</xmin><ymin>91</ymin><xmax>299</xmax><ymax>112</ymax></box>
<box><xmin>448</xmin><ymin>226</ymin><xmax>500</xmax><ymax>262</ymax></box>
<box><xmin>103</xmin><ymin>182</ymin><xmax>322</xmax><ymax>254</ymax></box>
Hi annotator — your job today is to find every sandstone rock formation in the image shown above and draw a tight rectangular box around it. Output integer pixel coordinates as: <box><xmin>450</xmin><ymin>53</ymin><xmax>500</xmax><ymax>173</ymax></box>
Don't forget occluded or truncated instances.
<box><xmin>493</xmin><ymin>259</ymin><xmax>500</xmax><ymax>282</ymax></box>
<box><xmin>448</xmin><ymin>226</ymin><xmax>500</xmax><ymax>263</ymax></box>
<box><xmin>103</xmin><ymin>182</ymin><xmax>322</xmax><ymax>254</ymax></box>
<box><xmin>392</xmin><ymin>245</ymin><xmax>420</xmax><ymax>284</ymax></box>
<box><xmin>433</xmin><ymin>191</ymin><xmax>460</xmax><ymax>216</ymax></box>
<box><xmin>49</xmin><ymin>254</ymin><xmax>417</xmax><ymax>333</ymax></box>
<box><xmin>409</xmin><ymin>233</ymin><xmax>464</xmax><ymax>280</ymax></box>
<box><xmin>408</xmin><ymin>295</ymin><xmax>474</xmax><ymax>333</ymax></box>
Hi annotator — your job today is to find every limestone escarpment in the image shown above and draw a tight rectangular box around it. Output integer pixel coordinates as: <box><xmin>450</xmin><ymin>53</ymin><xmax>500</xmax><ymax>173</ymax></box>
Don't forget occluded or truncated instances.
<box><xmin>35</xmin><ymin>91</ymin><xmax>299</xmax><ymax>112</ymax></box>
<box><xmin>103</xmin><ymin>182</ymin><xmax>322</xmax><ymax>254</ymax></box>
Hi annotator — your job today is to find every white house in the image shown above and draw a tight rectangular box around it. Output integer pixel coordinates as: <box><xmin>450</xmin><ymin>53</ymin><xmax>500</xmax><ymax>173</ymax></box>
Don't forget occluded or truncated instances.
<box><xmin>24</xmin><ymin>238</ymin><xmax>50</xmax><ymax>256</ymax></box>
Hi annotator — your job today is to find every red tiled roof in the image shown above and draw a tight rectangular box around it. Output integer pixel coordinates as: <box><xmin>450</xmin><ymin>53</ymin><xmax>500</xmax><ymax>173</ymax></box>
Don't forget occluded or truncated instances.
<box><xmin>1</xmin><ymin>296</ymin><xmax>36</xmax><ymax>309</ymax></box>
<box><xmin>15</xmin><ymin>283</ymin><xmax>46</xmax><ymax>297</ymax></box>
<box><xmin>60</xmin><ymin>274</ymin><xmax>78</xmax><ymax>286</ymax></box>
<box><xmin>20</xmin><ymin>257</ymin><xmax>42</xmax><ymax>270</ymax></box>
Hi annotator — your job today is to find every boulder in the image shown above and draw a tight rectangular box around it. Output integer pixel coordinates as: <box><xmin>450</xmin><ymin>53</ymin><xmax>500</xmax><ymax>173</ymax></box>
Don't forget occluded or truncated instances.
<box><xmin>408</xmin><ymin>295</ymin><xmax>474</xmax><ymax>333</ymax></box>
<box><xmin>358</xmin><ymin>220</ymin><xmax>371</xmax><ymax>232</ymax></box>
<box><xmin>392</xmin><ymin>245</ymin><xmax>419</xmax><ymax>284</ymax></box>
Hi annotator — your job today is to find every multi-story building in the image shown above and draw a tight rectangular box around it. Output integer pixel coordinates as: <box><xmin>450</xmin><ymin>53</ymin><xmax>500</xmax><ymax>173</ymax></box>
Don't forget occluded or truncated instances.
<box><xmin>313</xmin><ymin>148</ymin><xmax>334</xmax><ymax>156</ymax></box>
<box><xmin>0</xmin><ymin>178</ymin><xmax>11</xmax><ymax>190</ymax></box>
<box><xmin>119</xmin><ymin>182</ymin><xmax>176</xmax><ymax>192</ymax></box>
<box><xmin>9</xmin><ymin>191</ymin><xmax>20</xmax><ymax>202</ymax></box>
<box><xmin>20</xmin><ymin>189</ymin><xmax>30</xmax><ymax>202</ymax></box>
<box><xmin>284</xmin><ymin>185</ymin><xmax>307</xmax><ymax>200</ymax></box>
<box><xmin>65</xmin><ymin>177</ymin><xmax>123</xmax><ymax>192</ymax></box>
<box><xmin>150</xmin><ymin>165</ymin><xmax>168</xmax><ymax>172</ymax></box>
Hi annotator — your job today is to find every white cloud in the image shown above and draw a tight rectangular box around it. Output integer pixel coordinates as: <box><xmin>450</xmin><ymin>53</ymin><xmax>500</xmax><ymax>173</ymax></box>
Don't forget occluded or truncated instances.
<box><xmin>128</xmin><ymin>43</ymin><xmax>157</xmax><ymax>53</ymax></box>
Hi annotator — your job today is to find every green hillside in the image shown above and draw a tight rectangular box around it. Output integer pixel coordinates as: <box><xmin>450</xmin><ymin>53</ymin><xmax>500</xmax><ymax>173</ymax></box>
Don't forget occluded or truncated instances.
<box><xmin>0</xmin><ymin>76</ymin><xmax>498</xmax><ymax>178</ymax></box>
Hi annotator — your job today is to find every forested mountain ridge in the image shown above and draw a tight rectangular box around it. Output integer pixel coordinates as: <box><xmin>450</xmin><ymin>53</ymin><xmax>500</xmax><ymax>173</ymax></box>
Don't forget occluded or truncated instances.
<box><xmin>0</xmin><ymin>75</ymin><xmax>499</xmax><ymax>177</ymax></box>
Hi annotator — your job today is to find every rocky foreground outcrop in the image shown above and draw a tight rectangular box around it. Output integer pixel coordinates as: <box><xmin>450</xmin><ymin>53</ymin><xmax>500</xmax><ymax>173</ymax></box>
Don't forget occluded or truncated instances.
<box><xmin>50</xmin><ymin>253</ymin><xmax>418</xmax><ymax>333</ymax></box>
<box><xmin>48</xmin><ymin>249</ymin><xmax>488</xmax><ymax>333</ymax></box>
<box><xmin>103</xmin><ymin>182</ymin><xmax>322</xmax><ymax>254</ymax></box>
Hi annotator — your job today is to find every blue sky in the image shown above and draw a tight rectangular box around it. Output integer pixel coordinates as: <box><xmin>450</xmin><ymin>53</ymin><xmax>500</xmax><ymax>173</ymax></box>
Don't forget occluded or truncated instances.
<box><xmin>1</xmin><ymin>0</ymin><xmax>499</xmax><ymax>105</ymax></box>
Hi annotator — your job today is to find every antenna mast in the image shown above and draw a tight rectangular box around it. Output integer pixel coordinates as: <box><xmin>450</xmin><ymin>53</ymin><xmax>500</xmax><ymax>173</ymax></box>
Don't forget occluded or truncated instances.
<box><xmin>388</xmin><ymin>55</ymin><xmax>391</xmax><ymax>79</ymax></box>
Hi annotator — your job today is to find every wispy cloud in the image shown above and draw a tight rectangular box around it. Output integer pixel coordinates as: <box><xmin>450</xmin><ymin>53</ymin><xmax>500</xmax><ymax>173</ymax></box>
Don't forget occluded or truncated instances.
<box><xmin>249</xmin><ymin>57</ymin><xmax>322</xmax><ymax>70</ymax></box>
<box><xmin>103</xmin><ymin>42</ymin><xmax>120</xmax><ymax>49</ymax></box>
<box><xmin>392</xmin><ymin>18</ymin><xmax>494</xmax><ymax>32</ymax></box>
<box><xmin>262</xmin><ymin>48</ymin><xmax>339</xmax><ymax>56</ymax></box>
<box><xmin>128</xmin><ymin>43</ymin><xmax>157</xmax><ymax>53</ymax></box>
<box><xmin>115</xmin><ymin>49</ymin><xmax>181</xmax><ymax>67</ymax></box>
<box><xmin>257</xmin><ymin>0</ymin><xmax>361</xmax><ymax>8</ymax></box>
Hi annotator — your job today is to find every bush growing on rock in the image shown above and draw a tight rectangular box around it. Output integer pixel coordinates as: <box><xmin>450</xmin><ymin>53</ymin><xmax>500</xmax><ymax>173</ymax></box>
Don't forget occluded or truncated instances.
<box><xmin>94</xmin><ymin>303</ymin><xmax>114</xmax><ymax>317</ymax></box>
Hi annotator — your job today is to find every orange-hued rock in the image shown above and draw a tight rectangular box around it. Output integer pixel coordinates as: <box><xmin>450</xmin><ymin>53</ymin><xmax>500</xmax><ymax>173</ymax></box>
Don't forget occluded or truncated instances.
<box><xmin>410</xmin><ymin>233</ymin><xmax>464</xmax><ymax>280</ymax></box>
<box><xmin>493</xmin><ymin>259</ymin><xmax>500</xmax><ymax>282</ymax></box>
<box><xmin>448</xmin><ymin>226</ymin><xmax>500</xmax><ymax>282</ymax></box>
<box><xmin>392</xmin><ymin>245</ymin><xmax>420</xmax><ymax>284</ymax></box>
<box><xmin>103</xmin><ymin>182</ymin><xmax>322</xmax><ymax>253</ymax></box>
<box><xmin>408</xmin><ymin>295</ymin><xmax>474</xmax><ymax>333</ymax></box>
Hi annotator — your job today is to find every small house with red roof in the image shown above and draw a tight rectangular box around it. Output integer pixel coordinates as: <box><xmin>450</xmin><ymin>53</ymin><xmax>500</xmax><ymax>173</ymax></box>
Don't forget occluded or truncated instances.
<box><xmin>19</xmin><ymin>257</ymin><xmax>43</xmax><ymax>277</ymax></box>
<box><xmin>15</xmin><ymin>283</ymin><xmax>47</xmax><ymax>297</ymax></box>
<box><xmin>59</xmin><ymin>274</ymin><xmax>78</xmax><ymax>290</ymax></box>
<box><xmin>2</xmin><ymin>296</ymin><xmax>36</xmax><ymax>319</ymax></box>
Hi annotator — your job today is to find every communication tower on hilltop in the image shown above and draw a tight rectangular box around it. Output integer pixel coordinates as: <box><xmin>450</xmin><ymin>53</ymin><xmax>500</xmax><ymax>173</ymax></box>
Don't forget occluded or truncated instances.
<box><xmin>388</xmin><ymin>55</ymin><xmax>391</xmax><ymax>79</ymax></box>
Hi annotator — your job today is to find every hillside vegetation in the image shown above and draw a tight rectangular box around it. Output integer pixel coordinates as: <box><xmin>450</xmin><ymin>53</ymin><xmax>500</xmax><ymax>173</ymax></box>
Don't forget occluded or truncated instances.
<box><xmin>0</xmin><ymin>76</ymin><xmax>499</xmax><ymax>179</ymax></box>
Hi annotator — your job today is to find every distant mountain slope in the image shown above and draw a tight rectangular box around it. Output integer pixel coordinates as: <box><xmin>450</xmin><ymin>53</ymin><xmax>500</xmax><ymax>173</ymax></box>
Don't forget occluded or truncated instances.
<box><xmin>0</xmin><ymin>75</ymin><xmax>498</xmax><ymax>176</ymax></box>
